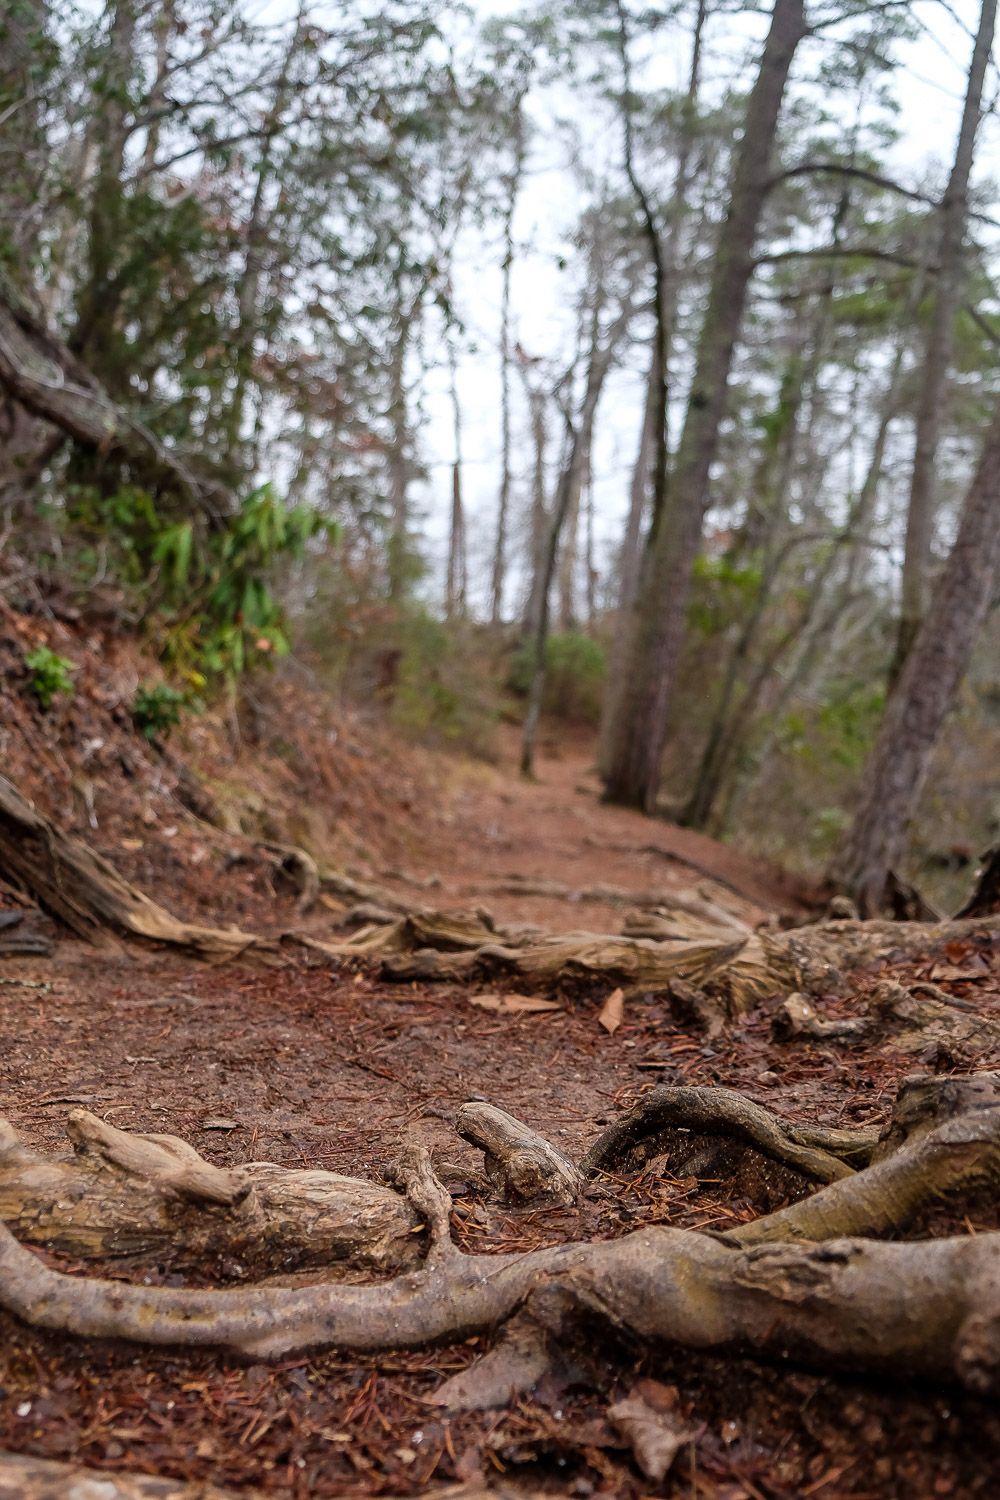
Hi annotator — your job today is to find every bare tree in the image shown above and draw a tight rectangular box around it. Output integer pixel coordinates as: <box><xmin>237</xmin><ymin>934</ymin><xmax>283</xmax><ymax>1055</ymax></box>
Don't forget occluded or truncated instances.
<box><xmin>600</xmin><ymin>0</ymin><xmax>708</xmax><ymax>771</ymax></box>
<box><xmin>602</xmin><ymin>0</ymin><xmax>807</xmax><ymax>811</ymax></box>
<box><xmin>520</xmin><ymin>290</ymin><xmax>635</xmax><ymax>778</ymax></box>
<box><xmin>445</xmin><ymin>332</ymin><xmax>467</xmax><ymax>620</ymax></box>
<box><xmin>893</xmin><ymin>0</ymin><xmax>997</xmax><ymax>677</ymax></box>
<box><xmin>830</xmin><ymin>394</ymin><xmax>1000</xmax><ymax>913</ymax></box>
<box><xmin>490</xmin><ymin>100</ymin><xmax>526</xmax><ymax>624</ymax></box>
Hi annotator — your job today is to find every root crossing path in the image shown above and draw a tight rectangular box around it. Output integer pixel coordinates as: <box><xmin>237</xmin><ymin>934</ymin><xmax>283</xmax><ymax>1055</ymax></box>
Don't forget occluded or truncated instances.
<box><xmin>2</xmin><ymin>733</ymin><xmax>1000</xmax><ymax>1498</ymax></box>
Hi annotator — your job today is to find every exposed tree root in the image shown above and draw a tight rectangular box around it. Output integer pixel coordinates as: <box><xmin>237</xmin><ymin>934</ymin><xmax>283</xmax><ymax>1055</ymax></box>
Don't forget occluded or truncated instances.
<box><xmin>957</xmin><ymin>845</ymin><xmax>1000</xmax><ymax>917</ymax></box>
<box><xmin>872</xmin><ymin>978</ymin><xmax>1000</xmax><ymax>1058</ymax></box>
<box><xmin>260</xmin><ymin>841</ymin><xmax>320</xmax><ymax>914</ymax></box>
<box><xmin>4</xmin><ymin>766</ymin><xmax>997</xmax><ymax>1020</ymax></box>
<box><xmin>0</xmin><ymin>1110</ymin><xmax>421</xmax><ymax>1273</ymax></box>
<box><xmin>772</xmin><ymin>991</ymin><xmax>868</xmax><ymax>1041</ymax></box>
<box><xmin>581</xmin><ymin>1085</ymin><xmax>876</xmax><ymax>1183</ymax></box>
<box><xmin>7</xmin><ymin>1180</ymin><xmax>1000</xmax><ymax>1391</ymax></box>
<box><xmin>0</xmin><ymin>1450</ymin><xmax>247</xmax><ymax>1499</ymax></box>
<box><xmin>0</xmin><ymin>774</ymin><xmax>275</xmax><ymax>961</ymax></box>
<box><xmin>731</xmin><ymin>1105</ymin><xmax>1000</xmax><ymax>1245</ymax></box>
<box><xmin>456</xmin><ymin>1102</ymin><xmax>584</xmax><ymax>1205</ymax></box>
<box><xmin>6</xmin><ymin>1077</ymin><xmax>1000</xmax><ymax>1411</ymax></box>
<box><xmin>315</xmin><ymin>901</ymin><xmax>1000</xmax><ymax>1022</ymax></box>
<box><xmin>477</xmin><ymin>874</ymin><xmax>753</xmax><ymax>935</ymax></box>
<box><xmin>0</xmin><ymin>1451</ymin><xmax>494</xmax><ymax>1500</ymax></box>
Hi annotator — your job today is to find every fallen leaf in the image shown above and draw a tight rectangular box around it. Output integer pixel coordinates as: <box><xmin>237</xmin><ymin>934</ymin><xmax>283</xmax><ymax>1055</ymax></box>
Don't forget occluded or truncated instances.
<box><xmin>608</xmin><ymin>1381</ymin><xmax>697</xmax><ymax>1481</ymax></box>
<box><xmin>468</xmin><ymin>992</ymin><xmax>561</xmax><ymax>1015</ymax></box>
<box><xmin>598</xmin><ymin>987</ymin><xmax>625</xmax><ymax>1034</ymax></box>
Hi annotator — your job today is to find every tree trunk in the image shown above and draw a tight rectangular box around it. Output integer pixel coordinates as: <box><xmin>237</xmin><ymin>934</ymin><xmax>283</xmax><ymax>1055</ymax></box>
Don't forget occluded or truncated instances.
<box><xmin>0</xmin><ymin>269</ymin><xmax>228</xmax><ymax>514</ymax></box>
<box><xmin>893</xmin><ymin>0</ymin><xmax>997</xmax><ymax>676</ymax></box>
<box><xmin>830</xmin><ymin>395</ymin><xmax>1000</xmax><ymax>913</ymax></box>
<box><xmin>0</xmin><ymin>771</ymin><xmax>271</xmax><ymax>961</ymax></box>
<box><xmin>519</xmin><ymin>367</ymin><xmax>550</xmax><ymax>641</ymax></box>
<box><xmin>490</xmin><ymin>105</ymin><xmax>525</xmax><ymax>625</ymax></box>
<box><xmin>617</xmin><ymin>349</ymin><xmax>658</xmax><ymax>614</ymax></box>
<box><xmin>556</xmin><ymin>471</ymin><xmax>581</xmax><ymax>630</ymax></box>
<box><xmin>386</xmin><ymin>297</ymin><xmax>421</xmax><ymax>602</ymax></box>
<box><xmin>601</xmin><ymin>0</ymin><xmax>806</xmax><ymax>812</ymax></box>
<box><xmin>520</xmin><ymin>409</ymin><xmax>576</xmax><ymax>779</ymax></box>
<box><xmin>69</xmin><ymin>0</ymin><xmax>136</xmax><ymax>397</ymax></box>
<box><xmin>520</xmin><ymin>304</ymin><xmax>631</xmax><ymax>777</ymax></box>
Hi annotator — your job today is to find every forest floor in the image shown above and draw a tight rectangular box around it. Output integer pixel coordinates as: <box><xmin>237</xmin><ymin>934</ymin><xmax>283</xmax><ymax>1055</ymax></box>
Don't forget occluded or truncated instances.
<box><xmin>3</xmin><ymin>702</ymin><xmax>1000</xmax><ymax>1498</ymax></box>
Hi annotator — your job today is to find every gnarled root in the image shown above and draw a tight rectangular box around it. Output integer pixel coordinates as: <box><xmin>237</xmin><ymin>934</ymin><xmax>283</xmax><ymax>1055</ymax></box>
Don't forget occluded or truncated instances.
<box><xmin>581</xmin><ymin>1085</ymin><xmax>876</xmax><ymax>1184</ymax></box>
<box><xmin>5</xmin><ymin>1197</ymin><xmax>1000</xmax><ymax>1392</ymax></box>
<box><xmin>0</xmin><ymin>1450</ymin><xmax>496</xmax><ymax>1500</ymax></box>
<box><xmin>0</xmin><ymin>1450</ymin><xmax>246</xmax><ymax>1499</ymax></box>
<box><xmin>0</xmin><ymin>1110</ymin><xmax>421</xmax><ymax>1274</ymax></box>
<box><xmin>733</xmin><ymin>1072</ymin><xmax>1000</xmax><ymax>1245</ymax></box>
<box><xmin>0</xmin><ymin>772</ymin><xmax>275</xmax><ymax>961</ymax></box>
<box><xmin>6</xmin><ymin>1077</ymin><xmax>1000</xmax><ymax>1408</ymax></box>
<box><xmin>456</xmin><ymin>1101</ymin><xmax>584</xmax><ymax>1206</ymax></box>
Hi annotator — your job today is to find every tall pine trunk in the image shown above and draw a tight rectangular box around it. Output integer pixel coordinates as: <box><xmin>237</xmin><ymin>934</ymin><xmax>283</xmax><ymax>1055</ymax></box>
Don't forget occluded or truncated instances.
<box><xmin>893</xmin><ymin>0</ymin><xmax>997</xmax><ymax>676</ymax></box>
<box><xmin>830</xmin><ymin>396</ymin><xmax>1000</xmax><ymax>914</ymax></box>
<box><xmin>490</xmin><ymin>107</ymin><xmax>524</xmax><ymax>625</ymax></box>
<box><xmin>602</xmin><ymin>0</ymin><xmax>806</xmax><ymax>812</ymax></box>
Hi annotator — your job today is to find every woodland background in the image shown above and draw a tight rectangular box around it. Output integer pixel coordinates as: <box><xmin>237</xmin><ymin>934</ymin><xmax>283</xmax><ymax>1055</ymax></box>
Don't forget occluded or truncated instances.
<box><xmin>3</xmin><ymin>0</ymin><xmax>1000</xmax><ymax>912</ymax></box>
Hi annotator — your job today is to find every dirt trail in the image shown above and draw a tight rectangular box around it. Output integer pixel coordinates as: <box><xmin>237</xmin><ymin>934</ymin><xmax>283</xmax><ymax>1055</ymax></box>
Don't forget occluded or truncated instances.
<box><xmin>2</xmin><ymin>721</ymin><xmax>999</xmax><ymax>1498</ymax></box>
<box><xmin>367</xmin><ymin>725</ymin><xmax>811</xmax><ymax>932</ymax></box>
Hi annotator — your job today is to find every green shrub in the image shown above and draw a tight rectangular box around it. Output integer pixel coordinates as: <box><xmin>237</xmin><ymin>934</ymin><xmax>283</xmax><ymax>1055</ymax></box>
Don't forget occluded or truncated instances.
<box><xmin>66</xmin><ymin>482</ymin><xmax>335</xmax><ymax>689</ymax></box>
<box><xmin>687</xmin><ymin>555</ymin><xmax>762</xmax><ymax>637</ymax></box>
<box><xmin>132</xmin><ymin>682</ymin><xmax>191</xmax><ymax>742</ymax></box>
<box><xmin>509</xmin><ymin>632</ymin><xmax>607</xmax><ymax>725</ymax></box>
<box><xmin>391</xmin><ymin>608</ymin><xmax>498</xmax><ymax>756</ymax></box>
<box><xmin>24</xmin><ymin>646</ymin><xmax>75</xmax><ymax>708</ymax></box>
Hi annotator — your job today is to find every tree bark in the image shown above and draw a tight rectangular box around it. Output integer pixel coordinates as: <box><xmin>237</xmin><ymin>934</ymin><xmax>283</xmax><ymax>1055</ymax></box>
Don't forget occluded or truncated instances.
<box><xmin>0</xmin><ymin>269</ymin><xmax>228</xmax><ymax>514</ymax></box>
<box><xmin>519</xmin><ymin>364</ymin><xmax>550</xmax><ymax>641</ymax></box>
<box><xmin>601</xmin><ymin>0</ymin><xmax>807</xmax><ymax>812</ymax></box>
<box><xmin>893</xmin><ymin>0</ymin><xmax>997</xmax><ymax>676</ymax></box>
<box><xmin>600</xmin><ymin>0</ymin><xmax>707</xmax><ymax>776</ymax></box>
<box><xmin>830</xmin><ymin>395</ymin><xmax>1000</xmax><ymax>912</ymax></box>
<box><xmin>0</xmin><ymin>1109</ymin><xmax>420</xmax><ymax>1273</ymax></box>
<box><xmin>489</xmin><ymin>103</ymin><xmax>525</xmax><ymax>625</ymax></box>
<box><xmin>445</xmin><ymin>335</ymin><xmax>467</xmax><ymax>619</ymax></box>
<box><xmin>0</xmin><ymin>771</ymin><xmax>271</xmax><ymax>960</ymax></box>
<box><xmin>520</xmin><ymin>301</ymin><xmax>632</xmax><ymax>777</ymax></box>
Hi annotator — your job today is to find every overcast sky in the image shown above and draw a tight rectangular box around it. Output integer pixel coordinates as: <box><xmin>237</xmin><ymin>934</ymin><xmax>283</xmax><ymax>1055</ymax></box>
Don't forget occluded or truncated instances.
<box><xmin>412</xmin><ymin>0</ymin><xmax>998</xmax><ymax>615</ymax></box>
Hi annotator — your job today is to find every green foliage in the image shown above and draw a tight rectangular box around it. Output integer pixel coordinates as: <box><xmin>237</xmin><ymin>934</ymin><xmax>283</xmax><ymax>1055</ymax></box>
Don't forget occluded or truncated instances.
<box><xmin>509</xmin><ymin>632</ymin><xmax>607</xmax><ymax>724</ymax></box>
<box><xmin>132</xmin><ymin>683</ymin><xmax>191</xmax><ymax>742</ymax></box>
<box><xmin>688</xmin><ymin>555</ymin><xmax>763</xmax><ymax>637</ymax></box>
<box><xmin>809</xmin><ymin>805</ymin><xmax>852</xmax><ymax>854</ymax></box>
<box><xmin>23</xmin><ymin>646</ymin><xmax>75</xmax><ymax>709</ymax></box>
<box><xmin>776</xmin><ymin>683</ymin><xmax>886</xmax><ymax>772</ymax></box>
<box><xmin>391</xmin><ymin>608</ymin><xmax>498</xmax><ymax>756</ymax></box>
<box><xmin>67</xmin><ymin>484</ymin><xmax>334</xmax><ymax>688</ymax></box>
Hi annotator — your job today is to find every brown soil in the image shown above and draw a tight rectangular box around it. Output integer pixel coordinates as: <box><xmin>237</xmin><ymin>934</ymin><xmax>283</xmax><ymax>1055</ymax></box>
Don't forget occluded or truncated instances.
<box><xmin>2</xmin><ymin>635</ymin><xmax>999</xmax><ymax>1497</ymax></box>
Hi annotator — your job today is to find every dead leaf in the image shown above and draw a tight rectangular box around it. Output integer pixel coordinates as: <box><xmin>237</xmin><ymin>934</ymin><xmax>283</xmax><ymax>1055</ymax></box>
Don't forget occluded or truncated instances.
<box><xmin>468</xmin><ymin>992</ymin><xmax>561</xmax><ymax>1015</ymax></box>
<box><xmin>608</xmin><ymin>1381</ymin><xmax>697</xmax><ymax>1481</ymax></box>
<box><xmin>598</xmin><ymin>986</ymin><xmax>625</xmax><ymax>1034</ymax></box>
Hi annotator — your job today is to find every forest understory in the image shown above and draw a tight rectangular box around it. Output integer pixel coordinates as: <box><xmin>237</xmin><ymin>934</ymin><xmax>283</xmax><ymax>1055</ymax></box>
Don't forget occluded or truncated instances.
<box><xmin>3</xmin><ymin>652</ymin><xmax>1000</xmax><ymax>1500</ymax></box>
<box><xmin>8</xmin><ymin>0</ymin><xmax>1000</xmax><ymax>1490</ymax></box>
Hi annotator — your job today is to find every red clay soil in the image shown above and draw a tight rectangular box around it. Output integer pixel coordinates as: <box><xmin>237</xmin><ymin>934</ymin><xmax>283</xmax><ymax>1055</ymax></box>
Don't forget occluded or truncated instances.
<box><xmin>2</xmin><ymin>666</ymin><xmax>1000</xmax><ymax>1497</ymax></box>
